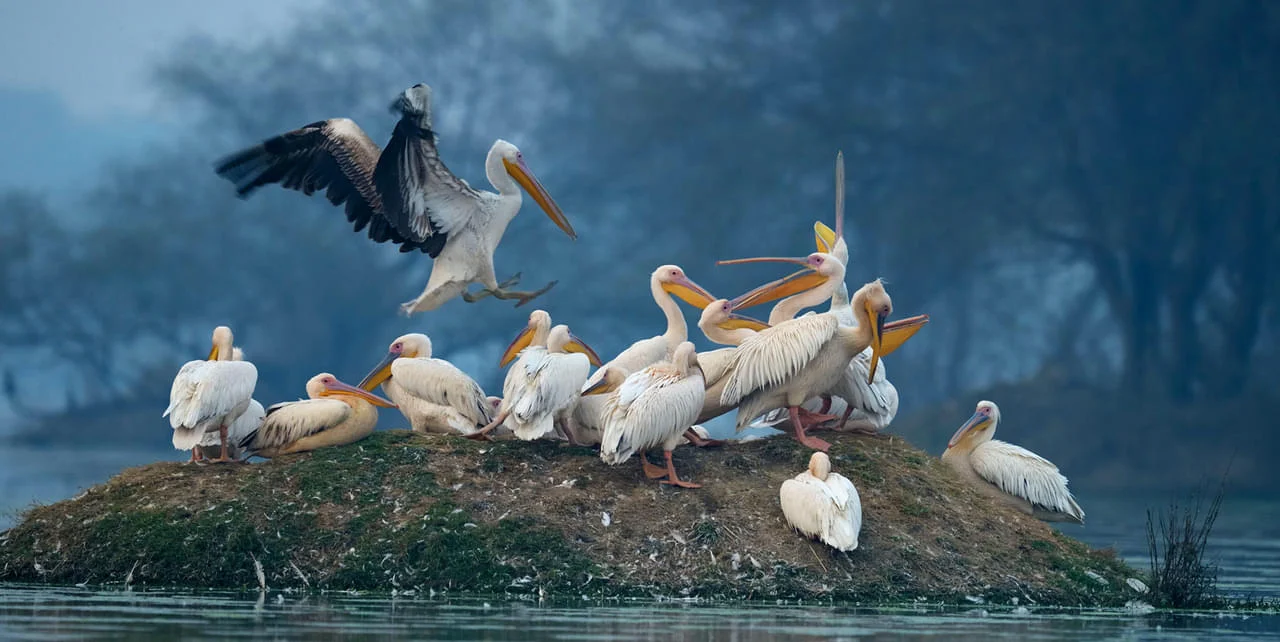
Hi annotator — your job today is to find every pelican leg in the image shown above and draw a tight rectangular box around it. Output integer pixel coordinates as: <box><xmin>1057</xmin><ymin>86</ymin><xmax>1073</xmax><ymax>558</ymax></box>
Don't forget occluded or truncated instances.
<box><xmin>497</xmin><ymin>272</ymin><xmax>523</xmax><ymax>289</ymax></box>
<box><xmin>490</xmin><ymin>281</ymin><xmax>559</xmax><ymax>308</ymax></box>
<box><xmin>797</xmin><ymin>407</ymin><xmax>840</xmax><ymax>426</ymax></box>
<box><xmin>209</xmin><ymin>424</ymin><xmax>236</xmax><ymax>463</ymax></box>
<box><xmin>468</xmin><ymin>409</ymin><xmax>509</xmax><ymax>440</ymax></box>
<box><xmin>682</xmin><ymin>428</ymin><xmax>726</xmax><ymax>448</ymax></box>
<box><xmin>639</xmin><ymin>452</ymin><xmax>668</xmax><ymax>480</ymax></box>
<box><xmin>658</xmin><ymin>450</ymin><xmax>702</xmax><ymax>488</ymax></box>
<box><xmin>818</xmin><ymin>395</ymin><xmax>833</xmax><ymax>415</ymax></box>
<box><xmin>187</xmin><ymin>446</ymin><xmax>202</xmax><ymax>464</ymax></box>
<box><xmin>788</xmin><ymin>406</ymin><xmax>831</xmax><ymax>452</ymax></box>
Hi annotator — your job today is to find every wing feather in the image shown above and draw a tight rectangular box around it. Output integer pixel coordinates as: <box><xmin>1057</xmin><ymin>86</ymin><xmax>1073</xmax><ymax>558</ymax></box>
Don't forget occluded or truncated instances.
<box><xmin>971</xmin><ymin>440</ymin><xmax>1083</xmax><ymax>520</ymax></box>
<box><xmin>165</xmin><ymin>361</ymin><xmax>257</xmax><ymax>430</ymax></box>
<box><xmin>243</xmin><ymin>398</ymin><xmax>351</xmax><ymax>452</ymax></box>
<box><xmin>374</xmin><ymin>118</ymin><xmax>481</xmax><ymax>251</ymax></box>
<box><xmin>390</xmin><ymin>358</ymin><xmax>490</xmax><ymax>426</ymax></box>
<box><xmin>721</xmin><ymin>314</ymin><xmax>839</xmax><ymax>407</ymax></box>
<box><xmin>600</xmin><ymin>366</ymin><xmax>702</xmax><ymax>463</ymax></box>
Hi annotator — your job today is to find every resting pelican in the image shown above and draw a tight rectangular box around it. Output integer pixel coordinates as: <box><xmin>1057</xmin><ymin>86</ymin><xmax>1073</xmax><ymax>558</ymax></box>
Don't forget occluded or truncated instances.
<box><xmin>358</xmin><ymin>333</ymin><xmax>493</xmax><ymax>438</ymax></box>
<box><xmin>779</xmin><ymin>452</ymin><xmax>862</xmax><ymax>551</ymax></box>
<box><xmin>594</xmin><ymin>341</ymin><xmax>705</xmax><ymax>488</ymax></box>
<box><xmin>240</xmin><ymin>373</ymin><xmax>396</xmax><ymax>458</ymax></box>
<box><xmin>942</xmin><ymin>400</ymin><xmax>1085</xmax><ymax>524</ymax></box>
<box><xmin>719</xmin><ymin>253</ymin><xmax>912</xmax><ymax>452</ymax></box>
<box><xmin>481</xmin><ymin>312</ymin><xmax>602</xmax><ymax>441</ymax></box>
<box><xmin>598</xmin><ymin>265</ymin><xmax>716</xmax><ymax>374</ymax></box>
<box><xmin>195</xmin><ymin>348</ymin><xmax>266</xmax><ymax>462</ymax></box>
<box><xmin>213</xmin><ymin>83</ymin><xmax>576</xmax><ymax>315</ymax></box>
<box><xmin>165</xmin><ymin>326</ymin><xmax>258</xmax><ymax>463</ymax></box>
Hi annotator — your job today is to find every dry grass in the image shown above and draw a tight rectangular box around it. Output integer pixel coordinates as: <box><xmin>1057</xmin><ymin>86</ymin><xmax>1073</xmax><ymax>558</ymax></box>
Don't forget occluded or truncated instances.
<box><xmin>1</xmin><ymin>430</ymin><xmax>1141</xmax><ymax>604</ymax></box>
<box><xmin>1145</xmin><ymin>481</ymin><xmax>1225</xmax><ymax>608</ymax></box>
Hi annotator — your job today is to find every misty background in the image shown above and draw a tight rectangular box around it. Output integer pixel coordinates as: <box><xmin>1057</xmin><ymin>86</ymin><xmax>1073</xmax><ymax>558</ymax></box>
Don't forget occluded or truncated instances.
<box><xmin>1</xmin><ymin>0</ymin><xmax>1276</xmax><ymax>497</ymax></box>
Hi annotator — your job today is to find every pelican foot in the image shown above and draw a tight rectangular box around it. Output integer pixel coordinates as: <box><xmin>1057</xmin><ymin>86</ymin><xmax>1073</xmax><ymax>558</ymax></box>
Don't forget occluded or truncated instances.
<box><xmin>463</xmin><ymin>432</ymin><xmax>494</xmax><ymax>442</ymax></box>
<box><xmin>639</xmin><ymin>454</ymin><xmax>668</xmax><ymax>480</ymax></box>
<box><xmin>208</xmin><ymin>455</ymin><xmax>237</xmax><ymax>464</ymax></box>
<box><xmin>789</xmin><ymin>406</ymin><xmax>832</xmax><ymax>452</ymax></box>
<box><xmin>658</xmin><ymin>450</ymin><xmax>701</xmax><ymax>488</ymax></box>
<box><xmin>497</xmin><ymin>272</ymin><xmax>523</xmax><ymax>289</ymax></box>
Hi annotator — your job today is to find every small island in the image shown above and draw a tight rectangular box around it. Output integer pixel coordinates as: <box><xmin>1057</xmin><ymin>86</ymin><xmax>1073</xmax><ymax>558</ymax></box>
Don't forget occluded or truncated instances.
<box><xmin>1</xmin><ymin>431</ymin><xmax>1144</xmax><ymax>605</ymax></box>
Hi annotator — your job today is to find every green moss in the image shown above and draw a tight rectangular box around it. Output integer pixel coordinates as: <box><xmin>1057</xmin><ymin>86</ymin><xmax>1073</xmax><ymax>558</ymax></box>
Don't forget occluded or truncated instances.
<box><xmin>692</xmin><ymin>519</ymin><xmax>721</xmax><ymax>545</ymax></box>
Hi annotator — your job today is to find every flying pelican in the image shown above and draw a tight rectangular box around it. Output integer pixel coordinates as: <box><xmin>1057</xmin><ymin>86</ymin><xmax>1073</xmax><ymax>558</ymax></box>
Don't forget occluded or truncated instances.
<box><xmin>480</xmin><ymin>312</ymin><xmax>602</xmax><ymax>442</ymax></box>
<box><xmin>165</xmin><ymin>326</ymin><xmax>258</xmax><ymax>463</ymax></box>
<box><xmin>240</xmin><ymin>373</ymin><xmax>396</xmax><ymax>459</ymax></box>
<box><xmin>749</xmin><ymin>152</ymin><xmax>926</xmax><ymax>433</ymax></box>
<box><xmin>942</xmin><ymin>400</ymin><xmax>1085</xmax><ymax>524</ymax></box>
<box><xmin>195</xmin><ymin>348</ymin><xmax>266</xmax><ymax>462</ymax></box>
<box><xmin>779</xmin><ymin>452</ymin><xmax>862</xmax><ymax>551</ymax></box>
<box><xmin>213</xmin><ymin>83</ymin><xmax>576</xmax><ymax>315</ymax></box>
<box><xmin>718</xmin><ymin>253</ymin><xmax>914</xmax><ymax>452</ymax></box>
<box><xmin>357</xmin><ymin>333</ymin><xmax>494</xmax><ymax>438</ymax></box>
<box><xmin>594</xmin><ymin>341</ymin><xmax>705</xmax><ymax>488</ymax></box>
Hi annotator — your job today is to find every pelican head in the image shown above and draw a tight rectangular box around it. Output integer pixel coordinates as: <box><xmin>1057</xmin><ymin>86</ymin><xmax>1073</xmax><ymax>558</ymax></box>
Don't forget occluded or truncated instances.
<box><xmin>698</xmin><ymin>299</ymin><xmax>770</xmax><ymax>334</ymax></box>
<box><xmin>852</xmin><ymin>279</ymin><xmax>892</xmax><ymax>384</ymax></box>
<box><xmin>491</xmin><ymin>140</ymin><xmax>576</xmax><ymax>240</ymax></box>
<box><xmin>947</xmin><ymin>400</ymin><xmax>1001</xmax><ymax>450</ymax></box>
<box><xmin>391</xmin><ymin>83</ymin><xmax>432</xmax><ymax>122</ymax></box>
<box><xmin>581</xmin><ymin>366</ymin><xmax>627</xmax><ymax>396</ymax></box>
<box><xmin>500</xmin><ymin>309</ymin><xmax>554</xmax><ymax>367</ymax></box>
<box><xmin>208</xmin><ymin>325</ymin><xmax>234</xmax><ymax>361</ymax></box>
<box><xmin>359</xmin><ymin>333</ymin><xmax>432</xmax><ymax>391</ymax></box>
<box><xmin>652</xmin><ymin>265</ymin><xmax>716</xmax><ymax>308</ymax></box>
<box><xmin>547</xmin><ymin>324</ymin><xmax>604</xmax><ymax>366</ymax></box>
<box><xmin>721</xmin><ymin>252</ymin><xmax>845</xmax><ymax>311</ymax></box>
<box><xmin>307</xmin><ymin>373</ymin><xmax>397</xmax><ymax>408</ymax></box>
<box><xmin>808</xmin><ymin>451</ymin><xmax>832</xmax><ymax>481</ymax></box>
<box><xmin>486</xmin><ymin>396</ymin><xmax>502</xmax><ymax>413</ymax></box>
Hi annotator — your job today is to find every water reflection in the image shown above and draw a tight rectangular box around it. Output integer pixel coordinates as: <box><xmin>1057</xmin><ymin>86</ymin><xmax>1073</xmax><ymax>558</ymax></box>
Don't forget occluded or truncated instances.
<box><xmin>0</xmin><ymin>586</ymin><xmax>1275</xmax><ymax>641</ymax></box>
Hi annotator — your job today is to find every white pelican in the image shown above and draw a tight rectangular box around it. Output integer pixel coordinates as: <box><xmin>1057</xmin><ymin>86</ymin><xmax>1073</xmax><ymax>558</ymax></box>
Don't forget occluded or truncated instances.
<box><xmin>597</xmin><ymin>265</ymin><xmax>716</xmax><ymax>374</ymax></box>
<box><xmin>481</xmin><ymin>312</ymin><xmax>602</xmax><ymax>442</ymax></box>
<box><xmin>593</xmin><ymin>341</ymin><xmax>705</xmax><ymax>488</ymax></box>
<box><xmin>357</xmin><ymin>333</ymin><xmax>494</xmax><ymax>438</ymax></box>
<box><xmin>779</xmin><ymin>452</ymin><xmax>862</xmax><ymax>551</ymax></box>
<box><xmin>195</xmin><ymin>348</ymin><xmax>266</xmax><ymax>462</ymax></box>
<box><xmin>942</xmin><ymin>400</ymin><xmax>1085</xmax><ymax>524</ymax></box>
<box><xmin>214</xmin><ymin>83</ymin><xmax>576</xmax><ymax>315</ymax></box>
<box><xmin>240</xmin><ymin>373</ymin><xmax>396</xmax><ymax>459</ymax></box>
<box><xmin>691</xmin><ymin>298</ymin><xmax>772</xmax><ymax>424</ymax></box>
<box><xmin>718</xmin><ymin>253</ymin><xmax>907</xmax><ymax>452</ymax></box>
<box><xmin>165</xmin><ymin>326</ymin><xmax>258</xmax><ymax>463</ymax></box>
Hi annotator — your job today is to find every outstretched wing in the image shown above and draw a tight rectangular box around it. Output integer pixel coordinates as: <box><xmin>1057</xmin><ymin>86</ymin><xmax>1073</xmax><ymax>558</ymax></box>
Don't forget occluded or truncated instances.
<box><xmin>374</xmin><ymin>113</ymin><xmax>483</xmax><ymax>254</ymax></box>
<box><xmin>213</xmin><ymin>118</ymin><xmax>435</xmax><ymax>254</ymax></box>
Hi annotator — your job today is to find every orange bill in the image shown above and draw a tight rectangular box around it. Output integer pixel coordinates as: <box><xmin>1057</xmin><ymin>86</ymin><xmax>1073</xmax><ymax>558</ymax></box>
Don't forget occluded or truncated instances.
<box><xmin>503</xmin><ymin>155</ymin><xmax>575</xmax><ymax>240</ymax></box>
<box><xmin>499</xmin><ymin>325</ymin><xmax>537</xmax><ymax>368</ymax></box>
<box><xmin>565</xmin><ymin>334</ymin><xmax>604</xmax><ymax>367</ymax></box>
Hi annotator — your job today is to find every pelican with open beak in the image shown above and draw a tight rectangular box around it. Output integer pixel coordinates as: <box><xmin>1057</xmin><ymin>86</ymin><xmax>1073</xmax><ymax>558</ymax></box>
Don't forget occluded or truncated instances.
<box><xmin>239</xmin><ymin>373</ymin><xmax>395</xmax><ymax>458</ymax></box>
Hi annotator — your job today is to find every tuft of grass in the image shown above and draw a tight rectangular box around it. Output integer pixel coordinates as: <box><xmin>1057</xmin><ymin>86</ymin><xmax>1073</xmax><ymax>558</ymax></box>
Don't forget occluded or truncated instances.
<box><xmin>1145</xmin><ymin>478</ymin><xmax>1225</xmax><ymax>608</ymax></box>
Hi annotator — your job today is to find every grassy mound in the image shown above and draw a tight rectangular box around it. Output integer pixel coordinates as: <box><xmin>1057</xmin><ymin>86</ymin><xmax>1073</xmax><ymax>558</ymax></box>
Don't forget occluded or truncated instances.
<box><xmin>0</xmin><ymin>430</ymin><xmax>1145</xmax><ymax>605</ymax></box>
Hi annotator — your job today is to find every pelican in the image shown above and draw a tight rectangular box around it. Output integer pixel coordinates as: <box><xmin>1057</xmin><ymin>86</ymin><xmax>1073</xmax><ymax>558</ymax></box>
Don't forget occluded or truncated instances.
<box><xmin>213</xmin><ymin>83</ymin><xmax>576</xmax><ymax>315</ymax></box>
<box><xmin>480</xmin><ymin>311</ymin><xmax>602</xmax><ymax>441</ymax></box>
<box><xmin>718</xmin><ymin>253</ymin><xmax>912</xmax><ymax>452</ymax></box>
<box><xmin>240</xmin><ymin>373</ymin><xmax>396</xmax><ymax>458</ymax></box>
<box><xmin>357</xmin><ymin>333</ymin><xmax>494</xmax><ymax>438</ymax></box>
<box><xmin>164</xmin><ymin>326</ymin><xmax>258</xmax><ymax>463</ymax></box>
<box><xmin>597</xmin><ymin>265</ymin><xmax>716</xmax><ymax>374</ymax></box>
<box><xmin>750</xmin><ymin>153</ymin><xmax>926</xmax><ymax>433</ymax></box>
<box><xmin>942</xmin><ymin>400</ymin><xmax>1085</xmax><ymax>524</ymax></box>
<box><xmin>593</xmin><ymin>341</ymin><xmax>705</xmax><ymax>488</ymax></box>
<box><xmin>195</xmin><ymin>348</ymin><xmax>266</xmax><ymax>462</ymax></box>
<box><xmin>779</xmin><ymin>452</ymin><xmax>862</xmax><ymax>551</ymax></box>
<box><xmin>691</xmin><ymin>298</ymin><xmax>772</xmax><ymax>424</ymax></box>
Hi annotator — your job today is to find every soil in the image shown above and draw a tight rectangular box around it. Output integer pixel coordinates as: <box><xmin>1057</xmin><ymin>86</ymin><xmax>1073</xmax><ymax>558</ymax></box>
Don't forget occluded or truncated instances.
<box><xmin>0</xmin><ymin>430</ymin><xmax>1145</xmax><ymax>605</ymax></box>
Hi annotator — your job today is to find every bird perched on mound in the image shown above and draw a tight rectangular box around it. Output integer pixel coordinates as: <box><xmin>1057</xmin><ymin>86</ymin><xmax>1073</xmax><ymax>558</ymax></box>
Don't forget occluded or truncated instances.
<box><xmin>164</xmin><ymin>326</ymin><xmax>258</xmax><ymax>464</ymax></box>
<box><xmin>779</xmin><ymin>452</ymin><xmax>862</xmax><ymax>551</ymax></box>
<box><xmin>240</xmin><ymin>373</ymin><xmax>396</xmax><ymax>459</ymax></box>
<box><xmin>195</xmin><ymin>347</ymin><xmax>265</xmax><ymax>462</ymax></box>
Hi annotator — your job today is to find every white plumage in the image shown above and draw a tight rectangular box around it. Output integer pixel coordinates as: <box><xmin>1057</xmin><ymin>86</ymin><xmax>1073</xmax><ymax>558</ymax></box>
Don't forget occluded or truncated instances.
<box><xmin>358</xmin><ymin>333</ymin><xmax>493</xmax><ymax>436</ymax></box>
<box><xmin>599</xmin><ymin>342</ymin><xmax>705</xmax><ymax>488</ymax></box>
<box><xmin>779</xmin><ymin>452</ymin><xmax>862</xmax><ymax>551</ymax></box>
<box><xmin>241</xmin><ymin>373</ymin><xmax>395</xmax><ymax>459</ymax></box>
<box><xmin>942</xmin><ymin>400</ymin><xmax>1085</xmax><ymax>524</ymax></box>
<box><xmin>496</xmin><ymin>324</ymin><xmax>594</xmax><ymax>441</ymax></box>
<box><xmin>596</xmin><ymin>265</ymin><xmax>715</xmax><ymax>375</ymax></box>
<box><xmin>164</xmin><ymin>326</ymin><xmax>257</xmax><ymax>462</ymax></box>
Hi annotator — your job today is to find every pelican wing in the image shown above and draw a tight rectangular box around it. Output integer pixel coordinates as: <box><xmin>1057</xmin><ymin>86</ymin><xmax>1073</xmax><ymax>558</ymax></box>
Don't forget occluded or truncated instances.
<box><xmin>779</xmin><ymin>472</ymin><xmax>862</xmax><ymax>551</ymax></box>
<box><xmin>242</xmin><ymin>398</ymin><xmax>352</xmax><ymax>452</ymax></box>
<box><xmin>971</xmin><ymin>440</ymin><xmax>1084</xmax><ymax>522</ymax></box>
<box><xmin>696</xmin><ymin>347</ymin><xmax>737</xmax><ymax>388</ymax></box>
<box><xmin>375</xmin><ymin>115</ymin><xmax>482</xmax><ymax>249</ymax></box>
<box><xmin>721</xmin><ymin>314</ymin><xmax>839</xmax><ymax>407</ymax></box>
<box><xmin>213</xmin><ymin>118</ymin><xmax>436</xmax><ymax>254</ymax></box>
<box><xmin>164</xmin><ymin>360</ymin><xmax>258</xmax><ymax>430</ymax></box>
<box><xmin>391</xmin><ymin>358</ymin><xmax>491</xmax><ymax>426</ymax></box>
<box><xmin>827</xmin><ymin>347</ymin><xmax>898</xmax><ymax>427</ymax></box>
<box><xmin>600</xmin><ymin>365</ymin><xmax>703</xmax><ymax>463</ymax></box>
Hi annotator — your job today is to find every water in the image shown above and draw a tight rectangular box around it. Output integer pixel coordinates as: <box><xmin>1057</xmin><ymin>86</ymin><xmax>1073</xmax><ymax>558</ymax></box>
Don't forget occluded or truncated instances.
<box><xmin>0</xmin><ymin>585</ymin><xmax>1275</xmax><ymax>640</ymax></box>
<box><xmin>2</xmin><ymin>446</ymin><xmax>1278</xmax><ymax>639</ymax></box>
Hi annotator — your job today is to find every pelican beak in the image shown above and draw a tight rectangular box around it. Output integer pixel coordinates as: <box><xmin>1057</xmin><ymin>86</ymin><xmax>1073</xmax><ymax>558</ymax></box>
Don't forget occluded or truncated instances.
<box><xmin>865</xmin><ymin>306</ymin><xmax>887</xmax><ymax>385</ymax></box>
<box><xmin>324</xmin><ymin>378</ymin><xmax>398</xmax><ymax>408</ymax></box>
<box><xmin>581</xmin><ymin>374</ymin><xmax>613</xmax><ymax>396</ymax></box>
<box><xmin>880</xmin><ymin>314</ymin><xmax>930</xmax><ymax>357</ymax></box>
<box><xmin>948</xmin><ymin>411</ymin><xmax>990</xmax><ymax>449</ymax></box>
<box><xmin>565</xmin><ymin>333</ymin><xmax>604</xmax><ymax>367</ymax></box>
<box><xmin>358</xmin><ymin>351</ymin><xmax>399</xmax><ymax>391</ymax></box>
<box><xmin>723</xmin><ymin>258</ymin><xmax>829</xmax><ymax>311</ymax></box>
<box><xmin>717</xmin><ymin>312</ymin><xmax>771</xmax><ymax>332</ymax></box>
<box><xmin>503</xmin><ymin>156</ymin><xmax>575</xmax><ymax>240</ymax></box>
<box><xmin>207</xmin><ymin>344</ymin><xmax>219</xmax><ymax>361</ymax></box>
<box><xmin>814</xmin><ymin>221</ymin><xmax>837</xmax><ymax>253</ymax></box>
<box><xmin>662</xmin><ymin>274</ymin><xmax>716</xmax><ymax>308</ymax></box>
<box><xmin>499</xmin><ymin>325</ymin><xmax>537</xmax><ymax>368</ymax></box>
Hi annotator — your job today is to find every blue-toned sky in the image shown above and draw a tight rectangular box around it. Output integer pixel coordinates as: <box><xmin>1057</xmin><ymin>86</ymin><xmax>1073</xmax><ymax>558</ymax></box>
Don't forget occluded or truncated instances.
<box><xmin>0</xmin><ymin>0</ymin><xmax>318</xmax><ymax>195</ymax></box>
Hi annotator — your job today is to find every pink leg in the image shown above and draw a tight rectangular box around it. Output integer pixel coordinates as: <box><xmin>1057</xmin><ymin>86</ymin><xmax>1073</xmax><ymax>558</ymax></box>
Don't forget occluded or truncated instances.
<box><xmin>789</xmin><ymin>407</ymin><xmax>831</xmax><ymax>452</ymax></box>
<box><xmin>683</xmin><ymin>428</ymin><xmax>726</xmax><ymax>448</ymax></box>
<box><xmin>658</xmin><ymin>450</ymin><xmax>701</xmax><ymax>488</ymax></box>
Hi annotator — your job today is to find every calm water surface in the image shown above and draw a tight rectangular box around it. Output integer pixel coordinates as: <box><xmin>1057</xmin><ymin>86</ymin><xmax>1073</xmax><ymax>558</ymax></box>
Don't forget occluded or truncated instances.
<box><xmin>1</xmin><ymin>445</ymin><xmax>1277</xmax><ymax>639</ymax></box>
